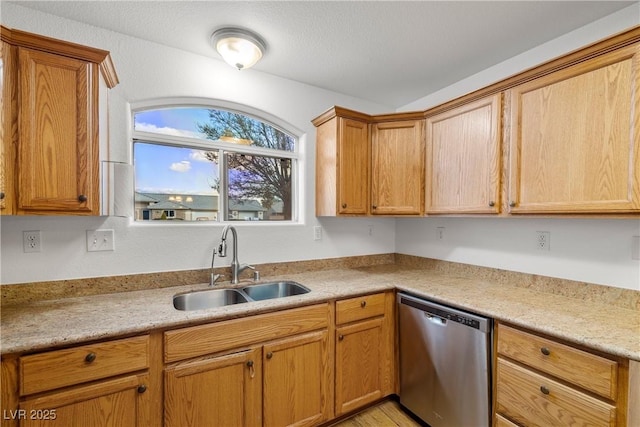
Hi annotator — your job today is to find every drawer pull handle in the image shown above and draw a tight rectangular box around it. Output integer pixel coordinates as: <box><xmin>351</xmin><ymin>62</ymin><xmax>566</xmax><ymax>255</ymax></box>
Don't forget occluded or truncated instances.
<box><xmin>266</xmin><ymin>352</ymin><xmax>273</xmax><ymax>360</ymax></box>
<box><xmin>84</xmin><ymin>352</ymin><xmax>97</xmax><ymax>363</ymax></box>
<box><xmin>360</xmin><ymin>300</ymin><xmax>367</xmax><ymax>308</ymax></box>
<box><xmin>137</xmin><ymin>385</ymin><xmax>147</xmax><ymax>394</ymax></box>
<box><xmin>540</xmin><ymin>347</ymin><xmax>550</xmax><ymax>356</ymax></box>
<box><xmin>540</xmin><ymin>385</ymin><xmax>550</xmax><ymax>395</ymax></box>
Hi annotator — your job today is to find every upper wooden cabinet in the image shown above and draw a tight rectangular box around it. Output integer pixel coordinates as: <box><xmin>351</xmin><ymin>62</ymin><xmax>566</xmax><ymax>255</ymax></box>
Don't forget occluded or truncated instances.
<box><xmin>1</xmin><ymin>26</ymin><xmax>118</xmax><ymax>216</ymax></box>
<box><xmin>507</xmin><ymin>43</ymin><xmax>640</xmax><ymax>214</ymax></box>
<box><xmin>0</xmin><ymin>39</ymin><xmax>16</xmax><ymax>215</ymax></box>
<box><xmin>371</xmin><ymin>119</ymin><xmax>425</xmax><ymax>215</ymax></box>
<box><xmin>425</xmin><ymin>94</ymin><xmax>502</xmax><ymax>214</ymax></box>
<box><xmin>314</xmin><ymin>108</ymin><xmax>370</xmax><ymax>216</ymax></box>
<box><xmin>313</xmin><ymin>107</ymin><xmax>425</xmax><ymax>217</ymax></box>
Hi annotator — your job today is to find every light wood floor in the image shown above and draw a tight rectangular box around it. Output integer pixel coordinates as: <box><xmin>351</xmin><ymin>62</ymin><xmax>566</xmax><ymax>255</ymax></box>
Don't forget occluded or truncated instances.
<box><xmin>329</xmin><ymin>400</ymin><xmax>423</xmax><ymax>427</ymax></box>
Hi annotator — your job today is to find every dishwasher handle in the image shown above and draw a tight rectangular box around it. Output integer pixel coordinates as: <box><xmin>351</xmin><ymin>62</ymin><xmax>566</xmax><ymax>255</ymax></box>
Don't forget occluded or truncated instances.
<box><xmin>424</xmin><ymin>312</ymin><xmax>447</xmax><ymax>325</ymax></box>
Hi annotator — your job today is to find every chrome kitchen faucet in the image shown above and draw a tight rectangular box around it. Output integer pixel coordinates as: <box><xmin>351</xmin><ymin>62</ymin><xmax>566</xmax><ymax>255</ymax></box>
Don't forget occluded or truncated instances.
<box><xmin>218</xmin><ymin>225</ymin><xmax>258</xmax><ymax>284</ymax></box>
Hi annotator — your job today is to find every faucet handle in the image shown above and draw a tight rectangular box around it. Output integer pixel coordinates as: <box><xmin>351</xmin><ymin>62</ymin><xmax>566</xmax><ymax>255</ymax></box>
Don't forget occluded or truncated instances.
<box><xmin>210</xmin><ymin>273</ymin><xmax>224</xmax><ymax>287</ymax></box>
<box><xmin>253</xmin><ymin>270</ymin><xmax>260</xmax><ymax>282</ymax></box>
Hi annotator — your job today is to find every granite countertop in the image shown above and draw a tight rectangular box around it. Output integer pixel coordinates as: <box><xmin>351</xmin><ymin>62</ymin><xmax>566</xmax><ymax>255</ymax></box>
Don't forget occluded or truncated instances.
<box><xmin>1</xmin><ymin>265</ymin><xmax>639</xmax><ymax>360</ymax></box>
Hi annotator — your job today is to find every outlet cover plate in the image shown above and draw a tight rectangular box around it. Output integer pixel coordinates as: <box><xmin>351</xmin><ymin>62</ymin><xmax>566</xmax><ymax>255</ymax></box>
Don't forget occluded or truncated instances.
<box><xmin>23</xmin><ymin>230</ymin><xmax>42</xmax><ymax>253</ymax></box>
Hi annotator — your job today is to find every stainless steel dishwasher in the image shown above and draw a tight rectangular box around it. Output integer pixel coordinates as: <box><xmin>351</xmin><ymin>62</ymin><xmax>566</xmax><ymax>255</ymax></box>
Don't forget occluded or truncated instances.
<box><xmin>398</xmin><ymin>292</ymin><xmax>493</xmax><ymax>427</ymax></box>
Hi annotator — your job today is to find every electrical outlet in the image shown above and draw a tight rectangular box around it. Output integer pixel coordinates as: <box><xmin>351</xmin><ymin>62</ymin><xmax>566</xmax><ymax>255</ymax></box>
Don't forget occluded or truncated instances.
<box><xmin>87</xmin><ymin>229</ymin><xmax>115</xmax><ymax>252</ymax></box>
<box><xmin>536</xmin><ymin>231</ymin><xmax>550</xmax><ymax>251</ymax></box>
<box><xmin>368</xmin><ymin>224</ymin><xmax>374</xmax><ymax>236</ymax></box>
<box><xmin>313</xmin><ymin>226</ymin><xmax>322</xmax><ymax>241</ymax></box>
<box><xmin>23</xmin><ymin>231</ymin><xmax>41</xmax><ymax>253</ymax></box>
<box><xmin>436</xmin><ymin>227</ymin><xmax>445</xmax><ymax>241</ymax></box>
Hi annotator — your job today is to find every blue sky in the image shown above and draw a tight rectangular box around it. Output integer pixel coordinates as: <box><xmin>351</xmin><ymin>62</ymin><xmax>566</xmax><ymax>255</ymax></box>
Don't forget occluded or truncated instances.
<box><xmin>134</xmin><ymin>108</ymin><xmax>219</xmax><ymax>194</ymax></box>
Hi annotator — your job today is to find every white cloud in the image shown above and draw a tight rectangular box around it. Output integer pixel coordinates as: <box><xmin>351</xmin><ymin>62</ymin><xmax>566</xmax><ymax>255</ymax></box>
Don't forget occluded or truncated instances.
<box><xmin>190</xmin><ymin>150</ymin><xmax>213</xmax><ymax>162</ymax></box>
<box><xmin>170</xmin><ymin>160</ymin><xmax>191</xmax><ymax>173</ymax></box>
<box><xmin>135</xmin><ymin>122</ymin><xmax>203</xmax><ymax>139</ymax></box>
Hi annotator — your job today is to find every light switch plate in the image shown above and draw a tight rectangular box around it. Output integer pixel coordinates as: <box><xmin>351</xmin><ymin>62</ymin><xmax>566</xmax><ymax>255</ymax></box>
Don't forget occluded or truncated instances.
<box><xmin>87</xmin><ymin>229</ymin><xmax>115</xmax><ymax>252</ymax></box>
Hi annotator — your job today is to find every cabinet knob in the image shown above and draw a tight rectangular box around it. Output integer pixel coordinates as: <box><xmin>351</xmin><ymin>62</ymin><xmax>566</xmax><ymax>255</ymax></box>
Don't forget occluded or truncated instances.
<box><xmin>540</xmin><ymin>385</ymin><xmax>550</xmax><ymax>395</ymax></box>
<box><xmin>78</xmin><ymin>194</ymin><xmax>88</xmax><ymax>203</ymax></box>
<box><xmin>84</xmin><ymin>352</ymin><xmax>97</xmax><ymax>363</ymax></box>
<box><xmin>372</xmin><ymin>205</ymin><xmax>377</xmax><ymax>210</ymax></box>
<box><xmin>246</xmin><ymin>360</ymin><xmax>254</xmax><ymax>367</ymax></box>
<box><xmin>338</xmin><ymin>334</ymin><xmax>344</xmax><ymax>341</ymax></box>
<box><xmin>540</xmin><ymin>347</ymin><xmax>550</xmax><ymax>356</ymax></box>
<box><xmin>137</xmin><ymin>385</ymin><xmax>147</xmax><ymax>394</ymax></box>
<box><xmin>342</xmin><ymin>203</ymin><xmax>347</xmax><ymax>209</ymax></box>
<box><xmin>266</xmin><ymin>352</ymin><xmax>273</xmax><ymax>360</ymax></box>
<box><xmin>509</xmin><ymin>201</ymin><xmax>516</xmax><ymax>208</ymax></box>
<box><xmin>488</xmin><ymin>201</ymin><xmax>495</xmax><ymax>207</ymax></box>
<box><xmin>360</xmin><ymin>300</ymin><xmax>367</xmax><ymax>308</ymax></box>
<box><xmin>0</xmin><ymin>192</ymin><xmax>4</xmax><ymax>200</ymax></box>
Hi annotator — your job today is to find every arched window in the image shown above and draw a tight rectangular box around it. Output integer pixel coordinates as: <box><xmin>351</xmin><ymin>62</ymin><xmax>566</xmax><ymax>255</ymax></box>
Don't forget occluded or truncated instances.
<box><xmin>132</xmin><ymin>103</ymin><xmax>298</xmax><ymax>222</ymax></box>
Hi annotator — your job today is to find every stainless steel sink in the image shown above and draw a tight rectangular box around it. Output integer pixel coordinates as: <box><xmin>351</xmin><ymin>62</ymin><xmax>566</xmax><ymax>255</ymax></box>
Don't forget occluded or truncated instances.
<box><xmin>242</xmin><ymin>281</ymin><xmax>310</xmax><ymax>301</ymax></box>
<box><xmin>173</xmin><ymin>288</ymin><xmax>249</xmax><ymax>311</ymax></box>
<box><xmin>173</xmin><ymin>281</ymin><xmax>310</xmax><ymax>311</ymax></box>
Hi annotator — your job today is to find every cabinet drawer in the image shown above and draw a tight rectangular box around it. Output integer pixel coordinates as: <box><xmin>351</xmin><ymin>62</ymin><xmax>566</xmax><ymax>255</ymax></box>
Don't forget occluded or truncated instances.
<box><xmin>496</xmin><ymin>358</ymin><xmax>616</xmax><ymax>427</ymax></box>
<box><xmin>336</xmin><ymin>293</ymin><xmax>386</xmax><ymax>325</ymax></box>
<box><xmin>497</xmin><ymin>324</ymin><xmax>618</xmax><ymax>399</ymax></box>
<box><xmin>165</xmin><ymin>303</ymin><xmax>329</xmax><ymax>363</ymax></box>
<box><xmin>20</xmin><ymin>335</ymin><xmax>149</xmax><ymax>395</ymax></box>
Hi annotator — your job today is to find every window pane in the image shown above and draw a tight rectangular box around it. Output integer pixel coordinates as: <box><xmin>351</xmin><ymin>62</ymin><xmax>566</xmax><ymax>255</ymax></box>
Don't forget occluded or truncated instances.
<box><xmin>134</xmin><ymin>142</ymin><xmax>220</xmax><ymax>221</ymax></box>
<box><xmin>133</xmin><ymin>105</ymin><xmax>297</xmax><ymax>223</ymax></box>
<box><xmin>134</xmin><ymin>107</ymin><xmax>295</xmax><ymax>152</ymax></box>
<box><xmin>227</xmin><ymin>153</ymin><xmax>292</xmax><ymax>221</ymax></box>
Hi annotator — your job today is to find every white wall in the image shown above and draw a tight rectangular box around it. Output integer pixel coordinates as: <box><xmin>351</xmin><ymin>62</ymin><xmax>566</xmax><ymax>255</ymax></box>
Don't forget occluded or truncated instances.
<box><xmin>0</xmin><ymin>4</ymin><xmax>396</xmax><ymax>285</ymax></box>
<box><xmin>395</xmin><ymin>4</ymin><xmax>640</xmax><ymax>291</ymax></box>
<box><xmin>1</xmin><ymin>4</ymin><xmax>639</xmax><ymax>291</ymax></box>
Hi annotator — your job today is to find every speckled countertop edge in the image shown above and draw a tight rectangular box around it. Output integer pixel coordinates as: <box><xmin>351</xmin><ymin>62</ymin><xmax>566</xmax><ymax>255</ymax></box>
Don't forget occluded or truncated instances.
<box><xmin>1</xmin><ymin>265</ymin><xmax>639</xmax><ymax>361</ymax></box>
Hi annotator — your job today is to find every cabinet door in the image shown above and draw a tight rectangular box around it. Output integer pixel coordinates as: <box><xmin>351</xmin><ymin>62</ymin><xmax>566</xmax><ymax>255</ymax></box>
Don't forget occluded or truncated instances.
<box><xmin>426</xmin><ymin>95</ymin><xmax>501</xmax><ymax>214</ymax></box>
<box><xmin>17</xmin><ymin>47</ymin><xmax>99</xmax><ymax>215</ymax></box>
<box><xmin>263</xmin><ymin>330</ymin><xmax>330</xmax><ymax>427</ymax></box>
<box><xmin>1</xmin><ymin>39</ymin><xmax>16</xmax><ymax>215</ymax></box>
<box><xmin>19</xmin><ymin>373</ymin><xmax>150</xmax><ymax>427</ymax></box>
<box><xmin>335</xmin><ymin>317</ymin><xmax>384</xmax><ymax>415</ymax></box>
<box><xmin>164</xmin><ymin>348</ymin><xmax>262</xmax><ymax>427</ymax></box>
<box><xmin>508</xmin><ymin>44</ymin><xmax>640</xmax><ymax>213</ymax></box>
<box><xmin>371</xmin><ymin>120</ymin><xmax>425</xmax><ymax>215</ymax></box>
<box><xmin>338</xmin><ymin>118</ymin><xmax>369</xmax><ymax>215</ymax></box>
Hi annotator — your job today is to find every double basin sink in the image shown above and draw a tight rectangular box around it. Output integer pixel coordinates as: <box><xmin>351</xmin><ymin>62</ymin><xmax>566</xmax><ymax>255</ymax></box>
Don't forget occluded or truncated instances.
<box><xmin>173</xmin><ymin>281</ymin><xmax>310</xmax><ymax>311</ymax></box>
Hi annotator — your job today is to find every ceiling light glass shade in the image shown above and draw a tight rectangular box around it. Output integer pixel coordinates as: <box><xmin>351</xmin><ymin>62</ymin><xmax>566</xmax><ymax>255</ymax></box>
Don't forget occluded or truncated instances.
<box><xmin>211</xmin><ymin>28</ymin><xmax>266</xmax><ymax>70</ymax></box>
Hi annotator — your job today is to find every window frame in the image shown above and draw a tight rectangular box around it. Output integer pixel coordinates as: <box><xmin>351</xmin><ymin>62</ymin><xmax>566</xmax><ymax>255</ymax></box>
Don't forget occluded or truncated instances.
<box><xmin>130</xmin><ymin>99</ymin><xmax>301</xmax><ymax>224</ymax></box>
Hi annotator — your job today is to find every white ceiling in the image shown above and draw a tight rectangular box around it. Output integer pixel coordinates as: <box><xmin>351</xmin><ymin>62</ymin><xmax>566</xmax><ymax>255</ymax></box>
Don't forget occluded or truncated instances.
<box><xmin>10</xmin><ymin>1</ymin><xmax>636</xmax><ymax>108</ymax></box>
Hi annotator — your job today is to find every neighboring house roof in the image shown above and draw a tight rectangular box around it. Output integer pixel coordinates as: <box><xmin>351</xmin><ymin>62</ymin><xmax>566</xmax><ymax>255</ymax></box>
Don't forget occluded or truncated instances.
<box><xmin>229</xmin><ymin>199</ymin><xmax>266</xmax><ymax>212</ymax></box>
<box><xmin>136</xmin><ymin>192</ymin><xmax>274</xmax><ymax>213</ymax></box>
<box><xmin>136</xmin><ymin>192</ymin><xmax>218</xmax><ymax>211</ymax></box>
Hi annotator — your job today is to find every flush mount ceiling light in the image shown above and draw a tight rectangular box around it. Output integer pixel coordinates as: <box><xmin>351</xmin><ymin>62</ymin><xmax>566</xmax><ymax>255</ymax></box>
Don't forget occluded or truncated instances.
<box><xmin>211</xmin><ymin>27</ymin><xmax>266</xmax><ymax>71</ymax></box>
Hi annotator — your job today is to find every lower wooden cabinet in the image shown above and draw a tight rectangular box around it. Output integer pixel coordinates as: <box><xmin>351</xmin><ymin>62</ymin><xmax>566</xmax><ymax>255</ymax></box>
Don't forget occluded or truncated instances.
<box><xmin>20</xmin><ymin>373</ymin><xmax>150</xmax><ymax>427</ymax></box>
<box><xmin>163</xmin><ymin>304</ymin><xmax>332</xmax><ymax>427</ymax></box>
<box><xmin>165</xmin><ymin>348</ymin><xmax>262</xmax><ymax>427</ymax></box>
<box><xmin>334</xmin><ymin>292</ymin><xmax>396</xmax><ymax>416</ymax></box>
<box><xmin>263</xmin><ymin>331</ymin><xmax>331</xmax><ymax>427</ymax></box>
<box><xmin>0</xmin><ymin>335</ymin><xmax>152</xmax><ymax>427</ymax></box>
<box><xmin>495</xmin><ymin>323</ymin><xmax>631</xmax><ymax>427</ymax></box>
